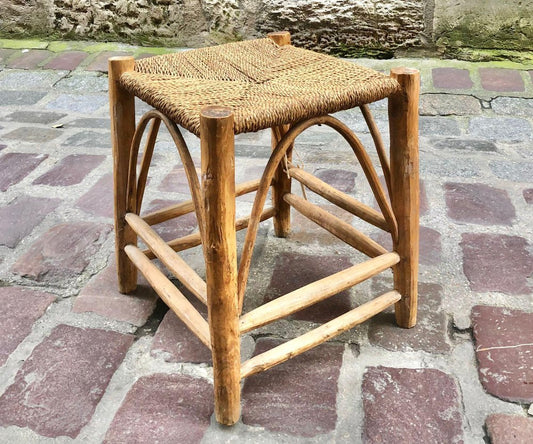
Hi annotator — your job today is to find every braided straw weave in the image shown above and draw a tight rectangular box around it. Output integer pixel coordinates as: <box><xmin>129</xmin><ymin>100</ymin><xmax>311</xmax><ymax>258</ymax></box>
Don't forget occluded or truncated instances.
<box><xmin>120</xmin><ymin>38</ymin><xmax>400</xmax><ymax>135</ymax></box>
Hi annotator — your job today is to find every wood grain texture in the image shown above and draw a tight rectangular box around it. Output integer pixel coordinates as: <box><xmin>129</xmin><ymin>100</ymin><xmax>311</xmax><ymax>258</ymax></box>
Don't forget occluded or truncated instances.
<box><xmin>240</xmin><ymin>252</ymin><xmax>400</xmax><ymax>333</ymax></box>
<box><xmin>200</xmin><ymin>106</ymin><xmax>241</xmax><ymax>425</ymax></box>
<box><xmin>109</xmin><ymin>56</ymin><xmax>137</xmax><ymax>293</ymax></box>
<box><xmin>125</xmin><ymin>212</ymin><xmax>207</xmax><ymax>304</ymax></box>
<box><xmin>124</xmin><ymin>245</ymin><xmax>211</xmax><ymax>347</ymax></box>
<box><xmin>389</xmin><ymin>67</ymin><xmax>420</xmax><ymax>328</ymax></box>
<box><xmin>288</xmin><ymin>166</ymin><xmax>389</xmax><ymax>232</ymax></box>
<box><xmin>284</xmin><ymin>193</ymin><xmax>388</xmax><ymax>257</ymax></box>
<box><xmin>268</xmin><ymin>31</ymin><xmax>293</xmax><ymax>238</ymax></box>
<box><xmin>240</xmin><ymin>291</ymin><xmax>401</xmax><ymax>378</ymax></box>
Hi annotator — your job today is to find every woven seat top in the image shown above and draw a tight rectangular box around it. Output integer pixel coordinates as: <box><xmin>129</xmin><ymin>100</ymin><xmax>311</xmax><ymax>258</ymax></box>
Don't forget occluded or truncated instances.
<box><xmin>120</xmin><ymin>38</ymin><xmax>400</xmax><ymax>136</ymax></box>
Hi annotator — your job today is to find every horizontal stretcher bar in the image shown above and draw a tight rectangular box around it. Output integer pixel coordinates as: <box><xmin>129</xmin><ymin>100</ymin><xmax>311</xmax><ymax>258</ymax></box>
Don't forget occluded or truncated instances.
<box><xmin>240</xmin><ymin>290</ymin><xmax>401</xmax><ymax>379</ymax></box>
<box><xmin>288</xmin><ymin>166</ymin><xmax>390</xmax><ymax>232</ymax></box>
<box><xmin>283</xmin><ymin>193</ymin><xmax>388</xmax><ymax>257</ymax></box>
<box><xmin>142</xmin><ymin>207</ymin><xmax>276</xmax><ymax>259</ymax></box>
<box><xmin>239</xmin><ymin>252</ymin><xmax>400</xmax><ymax>333</ymax></box>
<box><xmin>124</xmin><ymin>244</ymin><xmax>211</xmax><ymax>348</ymax></box>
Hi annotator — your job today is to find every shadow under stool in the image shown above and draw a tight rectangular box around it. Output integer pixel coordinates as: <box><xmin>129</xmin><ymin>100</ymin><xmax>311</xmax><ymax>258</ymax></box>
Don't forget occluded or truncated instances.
<box><xmin>108</xmin><ymin>31</ymin><xmax>420</xmax><ymax>426</ymax></box>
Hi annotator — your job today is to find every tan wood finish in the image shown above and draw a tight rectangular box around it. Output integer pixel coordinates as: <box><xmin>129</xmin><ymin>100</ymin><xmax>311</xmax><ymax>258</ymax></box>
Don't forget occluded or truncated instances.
<box><xmin>268</xmin><ymin>31</ymin><xmax>293</xmax><ymax>238</ymax></box>
<box><xmin>240</xmin><ymin>252</ymin><xmax>400</xmax><ymax>333</ymax></box>
<box><xmin>284</xmin><ymin>193</ymin><xmax>388</xmax><ymax>257</ymax></box>
<box><xmin>124</xmin><ymin>244</ymin><xmax>211</xmax><ymax>347</ymax></box>
<box><xmin>141</xmin><ymin>207</ymin><xmax>275</xmax><ymax>259</ymax></box>
<box><xmin>109</xmin><ymin>56</ymin><xmax>137</xmax><ymax>293</ymax></box>
<box><xmin>288</xmin><ymin>166</ymin><xmax>389</xmax><ymax>232</ymax></box>
<box><xmin>200</xmin><ymin>106</ymin><xmax>241</xmax><ymax>425</ymax></box>
<box><xmin>125</xmin><ymin>212</ymin><xmax>207</xmax><ymax>304</ymax></box>
<box><xmin>240</xmin><ymin>290</ymin><xmax>401</xmax><ymax>378</ymax></box>
<box><xmin>142</xmin><ymin>179</ymin><xmax>261</xmax><ymax>226</ymax></box>
<box><xmin>135</xmin><ymin>117</ymin><xmax>161</xmax><ymax>213</ymax></box>
<box><xmin>389</xmin><ymin>67</ymin><xmax>420</xmax><ymax>328</ymax></box>
<box><xmin>360</xmin><ymin>104</ymin><xmax>391</xmax><ymax>194</ymax></box>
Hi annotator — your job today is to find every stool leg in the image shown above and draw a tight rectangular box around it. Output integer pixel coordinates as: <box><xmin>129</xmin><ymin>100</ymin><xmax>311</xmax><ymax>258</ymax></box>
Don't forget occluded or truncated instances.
<box><xmin>109</xmin><ymin>57</ymin><xmax>137</xmax><ymax>293</ymax></box>
<box><xmin>200</xmin><ymin>106</ymin><xmax>241</xmax><ymax>425</ymax></box>
<box><xmin>268</xmin><ymin>31</ymin><xmax>293</xmax><ymax>238</ymax></box>
<box><xmin>271</xmin><ymin>124</ymin><xmax>293</xmax><ymax>237</ymax></box>
<box><xmin>388</xmin><ymin>68</ymin><xmax>420</xmax><ymax>328</ymax></box>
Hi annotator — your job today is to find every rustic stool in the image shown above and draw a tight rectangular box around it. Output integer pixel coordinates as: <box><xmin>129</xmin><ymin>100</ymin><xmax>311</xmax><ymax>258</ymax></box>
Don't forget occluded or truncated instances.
<box><xmin>108</xmin><ymin>31</ymin><xmax>419</xmax><ymax>425</ymax></box>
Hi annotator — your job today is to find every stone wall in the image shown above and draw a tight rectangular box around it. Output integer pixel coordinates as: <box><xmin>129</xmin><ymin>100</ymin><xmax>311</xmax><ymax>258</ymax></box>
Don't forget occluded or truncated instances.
<box><xmin>0</xmin><ymin>0</ymin><xmax>531</xmax><ymax>56</ymax></box>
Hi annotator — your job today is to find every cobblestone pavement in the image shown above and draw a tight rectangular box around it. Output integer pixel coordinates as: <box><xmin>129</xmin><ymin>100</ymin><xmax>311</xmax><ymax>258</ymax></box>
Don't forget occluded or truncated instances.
<box><xmin>0</xmin><ymin>40</ymin><xmax>532</xmax><ymax>443</ymax></box>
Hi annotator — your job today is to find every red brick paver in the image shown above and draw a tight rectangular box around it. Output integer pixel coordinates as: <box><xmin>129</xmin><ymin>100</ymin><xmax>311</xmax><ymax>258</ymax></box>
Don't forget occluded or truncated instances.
<box><xmin>242</xmin><ymin>338</ymin><xmax>343</xmax><ymax>437</ymax></box>
<box><xmin>12</xmin><ymin>222</ymin><xmax>111</xmax><ymax>282</ymax></box>
<box><xmin>472</xmin><ymin>306</ymin><xmax>533</xmax><ymax>403</ymax></box>
<box><xmin>0</xmin><ymin>287</ymin><xmax>56</xmax><ymax>366</ymax></box>
<box><xmin>0</xmin><ymin>196</ymin><xmax>61</xmax><ymax>248</ymax></box>
<box><xmin>6</xmin><ymin>50</ymin><xmax>52</xmax><ymax>69</ymax></box>
<box><xmin>105</xmin><ymin>374</ymin><xmax>213</xmax><ymax>444</ymax></box>
<box><xmin>461</xmin><ymin>233</ymin><xmax>532</xmax><ymax>294</ymax></box>
<box><xmin>73</xmin><ymin>259</ymin><xmax>158</xmax><ymax>326</ymax></box>
<box><xmin>479</xmin><ymin>68</ymin><xmax>525</xmax><ymax>92</ymax></box>
<box><xmin>0</xmin><ymin>324</ymin><xmax>133</xmax><ymax>438</ymax></box>
<box><xmin>0</xmin><ymin>152</ymin><xmax>48</xmax><ymax>191</ymax></box>
<box><xmin>432</xmin><ymin>67</ymin><xmax>473</xmax><ymax>89</ymax></box>
<box><xmin>486</xmin><ymin>414</ymin><xmax>533</xmax><ymax>444</ymax></box>
<box><xmin>362</xmin><ymin>367</ymin><xmax>464</xmax><ymax>443</ymax></box>
<box><xmin>44</xmin><ymin>51</ymin><xmax>88</xmax><ymax>70</ymax></box>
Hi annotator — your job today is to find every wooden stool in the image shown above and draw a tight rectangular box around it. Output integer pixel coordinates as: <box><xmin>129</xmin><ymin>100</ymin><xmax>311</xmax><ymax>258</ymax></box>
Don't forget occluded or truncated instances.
<box><xmin>108</xmin><ymin>32</ymin><xmax>419</xmax><ymax>425</ymax></box>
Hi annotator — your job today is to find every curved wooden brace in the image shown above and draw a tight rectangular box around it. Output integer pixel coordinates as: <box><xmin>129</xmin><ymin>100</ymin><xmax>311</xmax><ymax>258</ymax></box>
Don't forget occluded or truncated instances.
<box><xmin>360</xmin><ymin>104</ymin><xmax>392</xmax><ymax>195</ymax></box>
<box><xmin>237</xmin><ymin>114</ymin><xmax>398</xmax><ymax>310</ymax></box>
<box><xmin>136</xmin><ymin>118</ymin><xmax>161</xmax><ymax>212</ymax></box>
<box><xmin>127</xmin><ymin>110</ymin><xmax>206</xmax><ymax>244</ymax></box>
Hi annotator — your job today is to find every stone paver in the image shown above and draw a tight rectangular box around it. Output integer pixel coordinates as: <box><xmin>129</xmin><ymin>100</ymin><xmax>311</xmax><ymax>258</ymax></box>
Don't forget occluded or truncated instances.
<box><xmin>44</xmin><ymin>51</ymin><xmax>88</xmax><ymax>70</ymax></box>
<box><xmin>6</xmin><ymin>50</ymin><xmax>52</xmax><ymax>69</ymax></box>
<box><xmin>86</xmin><ymin>51</ymin><xmax>131</xmax><ymax>72</ymax></box>
<box><xmin>461</xmin><ymin>233</ymin><xmax>532</xmax><ymax>294</ymax></box>
<box><xmin>46</xmin><ymin>94</ymin><xmax>108</xmax><ymax>113</ymax></box>
<box><xmin>362</xmin><ymin>367</ymin><xmax>463</xmax><ymax>444</ymax></box>
<box><xmin>2</xmin><ymin>111</ymin><xmax>67</xmax><ymax>124</ymax></box>
<box><xmin>143</xmin><ymin>199</ymin><xmax>198</xmax><ymax>242</ymax></box>
<box><xmin>12</xmin><ymin>222</ymin><xmax>111</xmax><ymax>282</ymax></box>
<box><xmin>242</xmin><ymin>338</ymin><xmax>343</xmax><ymax>437</ymax></box>
<box><xmin>32</xmin><ymin>154</ymin><xmax>105</xmax><ymax>186</ymax></box>
<box><xmin>0</xmin><ymin>324</ymin><xmax>133</xmax><ymax>438</ymax></box>
<box><xmin>0</xmin><ymin>287</ymin><xmax>56</xmax><ymax>366</ymax></box>
<box><xmin>313</xmin><ymin>168</ymin><xmax>357</xmax><ymax>193</ymax></box>
<box><xmin>486</xmin><ymin>414</ymin><xmax>533</xmax><ymax>444</ymax></box>
<box><xmin>489</xmin><ymin>160</ymin><xmax>533</xmax><ymax>182</ymax></box>
<box><xmin>0</xmin><ymin>90</ymin><xmax>47</xmax><ymax>106</ymax></box>
<box><xmin>266</xmin><ymin>252</ymin><xmax>353</xmax><ymax>323</ymax></box>
<box><xmin>420</xmin><ymin>93</ymin><xmax>480</xmax><ymax>116</ymax></box>
<box><xmin>492</xmin><ymin>97</ymin><xmax>533</xmax><ymax>118</ymax></box>
<box><xmin>0</xmin><ymin>196</ymin><xmax>61</xmax><ymax>248</ymax></box>
<box><xmin>73</xmin><ymin>259</ymin><xmax>157</xmax><ymax>326</ymax></box>
<box><xmin>372</xmin><ymin>225</ymin><xmax>442</xmax><ymax>266</ymax></box>
<box><xmin>151</xmin><ymin>302</ymin><xmax>211</xmax><ymax>363</ymax></box>
<box><xmin>105</xmin><ymin>374</ymin><xmax>212</xmax><ymax>444</ymax></box>
<box><xmin>3</xmin><ymin>126</ymin><xmax>61</xmax><ymax>143</ymax></box>
<box><xmin>431</xmin><ymin>137</ymin><xmax>497</xmax><ymax>152</ymax></box>
<box><xmin>472</xmin><ymin>306</ymin><xmax>533</xmax><ymax>403</ymax></box>
<box><xmin>479</xmin><ymin>68</ymin><xmax>525</xmax><ymax>92</ymax></box>
<box><xmin>63</xmin><ymin>130</ymin><xmax>111</xmax><ymax>148</ymax></box>
<box><xmin>432</xmin><ymin>67</ymin><xmax>473</xmax><ymax>89</ymax></box>
<box><xmin>0</xmin><ymin>152</ymin><xmax>48</xmax><ymax>191</ymax></box>
<box><xmin>469</xmin><ymin>117</ymin><xmax>531</xmax><ymax>142</ymax></box>
<box><xmin>158</xmin><ymin>167</ymin><xmax>200</xmax><ymax>194</ymax></box>
<box><xmin>368</xmin><ymin>283</ymin><xmax>450</xmax><ymax>353</ymax></box>
<box><xmin>75</xmin><ymin>173</ymin><xmax>114</xmax><ymax>218</ymax></box>
<box><xmin>444</xmin><ymin>182</ymin><xmax>516</xmax><ymax>225</ymax></box>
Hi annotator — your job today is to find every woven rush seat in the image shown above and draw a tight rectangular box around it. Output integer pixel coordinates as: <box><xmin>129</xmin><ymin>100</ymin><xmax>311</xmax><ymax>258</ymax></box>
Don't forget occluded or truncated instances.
<box><xmin>120</xmin><ymin>37</ymin><xmax>400</xmax><ymax>135</ymax></box>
